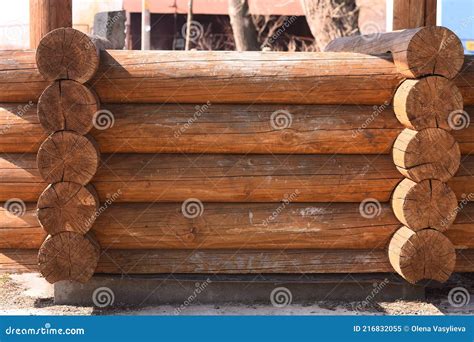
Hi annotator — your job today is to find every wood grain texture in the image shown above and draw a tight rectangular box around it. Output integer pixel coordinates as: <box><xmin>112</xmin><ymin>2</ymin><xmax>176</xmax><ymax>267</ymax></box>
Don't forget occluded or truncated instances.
<box><xmin>38</xmin><ymin>80</ymin><xmax>99</xmax><ymax>134</ymax></box>
<box><xmin>36</xmin><ymin>28</ymin><xmax>100</xmax><ymax>83</ymax></box>
<box><xmin>391</xmin><ymin>178</ymin><xmax>458</xmax><ymax>231</ymax></box>
<box><xmin>393</xmin><ymin>0</ymin><xmax>437</xmax><ymax>29</ymax></box>
<box><xmin>3</xmin><ymin>248</ymin><xmax>474</xmax><ymax>274</ymax></box>
<box><xmin>2</xmin><ymin>103</ymin><xmax>474</xmax><ymax>155</ymax></box>
<box><xmin>326</xmin><ymin>26</ymin><xmax>464</xmax><ymax>79</ymax></box>
<box><xmin>2</xmin><ymin>50</ymin><xmax>474</xmax><ymax>105</ymax></box>
<box><xmin>38</xmin><ymin>232</ymin><xmax>100</xmax><ymax>283</ymax></box>
<box><xmin>2</xmin><ymin>202</ymin><xmax>474</xmax><ymax>250</ymax></box>
<box><xmin>388</xmin><ymin>226</ymin><xmax>456</xmax><ymax>284</ymax></box>
<box><xmin>1</xmin><ymin>153</ymin><xmax>473</xmax><ymax>203</ymax></box>
<box><xmin>393</xmin><ymin>128</ymin><xmax>461</xmax><ymax>182</ymax></box>
<box><xmin>394</xmin><ymin>76</ymin><xmax>463</xmax><ymax>130</ymax></box>
<box><xmin>37</xmin><ymin>131</ymin><xmax>100</xmax><ymax>185</ymax></box>
<box><xmin>37</xmin><ymin>182</ymin><xmax>99</xmax><ymax>235</ymax></box>
<box><xmin>29</xmin><ymin>0</ymin><xmax>72</xmax><ymax>48</ymax></box>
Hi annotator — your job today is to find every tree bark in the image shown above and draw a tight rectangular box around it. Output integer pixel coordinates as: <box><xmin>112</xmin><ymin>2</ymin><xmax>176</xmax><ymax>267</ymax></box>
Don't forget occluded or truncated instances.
<box><xmin>228</xmin><ymin>0</ymin><xmax>260</xmax><ymax>51</ymax></box>
<box><xmin>301</xmin><ymin>0</ymin><xmax>359</xmax><ymax>51</ymax></box>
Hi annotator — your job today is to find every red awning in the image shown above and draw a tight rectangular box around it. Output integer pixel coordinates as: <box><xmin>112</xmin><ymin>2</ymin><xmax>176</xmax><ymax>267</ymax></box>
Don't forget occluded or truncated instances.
<box><xmin>123</xmin><ymin>0</ymin><xmax>304</xmax><ymax>16</ymax></box>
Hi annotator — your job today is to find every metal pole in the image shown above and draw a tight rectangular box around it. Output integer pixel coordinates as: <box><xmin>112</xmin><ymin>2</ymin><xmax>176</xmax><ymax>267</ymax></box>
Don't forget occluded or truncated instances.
<box><xmin>185</xmin><ymin>0</ymin><xmax>194</xmax><ymax>50</ymax></box>
<box><xmin>141</xmin><ymin>0</ymin><xmax>150</xmax><ymax>50</ymax></box>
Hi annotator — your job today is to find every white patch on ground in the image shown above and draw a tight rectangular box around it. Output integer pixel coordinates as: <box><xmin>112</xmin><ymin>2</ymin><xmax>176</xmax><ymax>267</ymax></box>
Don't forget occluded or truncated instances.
<box><xmin>9</xmin><ymin>273</ymin><xmax>53</xmax><ymax>298</ymax></box>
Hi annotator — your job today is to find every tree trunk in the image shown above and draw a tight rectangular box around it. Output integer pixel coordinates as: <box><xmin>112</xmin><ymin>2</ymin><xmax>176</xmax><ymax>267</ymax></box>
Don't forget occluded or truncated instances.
<box><xmin>301</xmin><ymin>0</ymin><xmax>359</xmax><ymax>51</ymax></box>
<box><xmin>228</xmin><ymin>0</ymin><xmax>260</xmax><ymax>51</ymax></box>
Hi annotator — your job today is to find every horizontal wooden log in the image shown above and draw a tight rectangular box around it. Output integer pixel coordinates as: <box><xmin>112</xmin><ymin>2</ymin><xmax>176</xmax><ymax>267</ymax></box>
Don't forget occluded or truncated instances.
<box><xmin>37</xmin><ymin>182</ymin><xmax>99</xmax><ymax>235</ymax></box>
<box><xmin>393</xmin><ymin>128</ymin><xmax>460</xmax><ymax>182</ymax></box>
<box><xmin>37</xmin><ymin>80</ymin><xmax>100</xmax><ymax>134</ymax></box>
<box><xmin>2</xmin><ymin>103</ymin><xmax>474</xmax><ymax>155</ymax></box>
<box><xmin>2</xmin><ymin>202</ymin><xmax>474</xmax><ymax>250</ymax></box>
<box><xmin>37</xmin><ymin>131</ymin><xmax>100</xmax><ymax>185</ymax></box>
<box><xmin>1</xmin><ymin>153</ymin><xmax>473</xmax><ymax>203</ymax></box>
<box><xmin>36</xmin><ymin>28</ymin><xmax>102</xmax><ymax>83</ymax></box>
<box><xmin>38</xmin><ymin>232</ymin><xmax>100</xmax><ymax>283</ymax></box>
<box><xmin>326</xmin><ymin>26</ymin><xmax>464</xmax><ymax>79</ymax></box>
<box><xmin>0</xmin><ymin>50</ymin><xmax>397</xmax><ymax>104</ymax></box>
<box><xmin>2</xmin><ymin>51</ymin><xmax>474</xmax><ymax>105</ymax></box>
<box><xmin>391</xmin><ymin>179</ymin><xmax>458</xmax><ymax>231</ymax></box>
<box><xmin>393</xmin><ymin>76</ymin><xmax>463</xmax><ymax>131</ymax></box>
<box><xmin>3</xmin><ymin>248</ymin><xmax>474</xmax><ymax>274</ymax></box>
<box><xmin>388</xmin><ymin>227</ymin><xmax>456</xmax><ymax>283</ymax></box>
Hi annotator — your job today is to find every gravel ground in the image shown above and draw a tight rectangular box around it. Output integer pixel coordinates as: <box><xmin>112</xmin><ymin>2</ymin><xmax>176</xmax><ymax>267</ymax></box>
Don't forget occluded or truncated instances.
<box><xmin>1</xmin><ymin>273</ymin><xmax>474</xmax><ymax>315</ymax></box>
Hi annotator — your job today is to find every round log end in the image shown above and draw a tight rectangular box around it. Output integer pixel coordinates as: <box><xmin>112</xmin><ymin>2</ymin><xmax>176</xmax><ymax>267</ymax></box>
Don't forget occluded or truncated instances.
<box><xmin>37</xmin><ymin>182</ymin><xmax>99</xmax><ymax>235</ymax></box>
<box><xmin>392</xmin><ymin>178</ymin><xmax>458</xmax><ymax>231</ymax></box>
<box><xmin>36</xmin><ymin>28</ymin><xmax>100</xmax><ymax>83</ymax></box>
<box><xmin>388</xmin><ymin>226</ymin><xmax>455</xmax><ymax>284</ymax></box>
<box><xmin>38</xmin><ymin>80</ymin><xmax>99</xmax><ymax>135</ymax></box>
<box><xmin>393</xmin><ymin>128</ymin><xmax>460</xmax><ymax>182</ymax></box>
<box><xmin>394</xmin><ymin>76</ymin><xmax>463</xmax><ymax>130</ymax></box>
<box><xmin>37</xmin><ymin>131</ymin><xmax>100</xmax><ymax>185</ymax></box>
<box><xmin>406</xmin><ymin>26</ymin><xmax>464</xmax><ymax>79</ymax></box>
<box><xmin>38</xmin><ymin>232</ymin><xmax>100</xmax><ymax>283</ymax></box>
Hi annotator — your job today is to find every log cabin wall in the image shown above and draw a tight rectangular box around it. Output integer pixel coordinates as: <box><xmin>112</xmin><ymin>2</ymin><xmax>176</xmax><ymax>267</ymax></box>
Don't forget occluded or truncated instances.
<box><xmin>1</xmin><ymin>26</ymin><xmax>474</xmax><ymax>285</ymax></box>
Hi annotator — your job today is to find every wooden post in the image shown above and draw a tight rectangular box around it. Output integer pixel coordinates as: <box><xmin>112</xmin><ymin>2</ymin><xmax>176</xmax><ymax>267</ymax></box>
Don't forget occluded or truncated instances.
<box><xmin>392</xmin><ymin>0</ymin><xmax>437</xmax><ymax>30</ymax></box>
<box><xmin>29</xmin><ymin>0</ymin><xmax>72</xmax><ymax>49</ymax></box>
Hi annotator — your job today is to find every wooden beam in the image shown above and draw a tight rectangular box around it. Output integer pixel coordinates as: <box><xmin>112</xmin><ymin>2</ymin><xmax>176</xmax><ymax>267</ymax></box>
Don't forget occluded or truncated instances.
<box><xmin>29</xmin><ymin>0</ymin><xmax>72</xmax><ymax>49</ymax></box>
<box><xmin>2</xmin><ymin>248</ymin><xmax>474</xmax><ymax>274</ymax></box>
<box><xmin>2</xmin><ymin>103</ymin><xmax>474</xmax><ymax>155</ymax></box>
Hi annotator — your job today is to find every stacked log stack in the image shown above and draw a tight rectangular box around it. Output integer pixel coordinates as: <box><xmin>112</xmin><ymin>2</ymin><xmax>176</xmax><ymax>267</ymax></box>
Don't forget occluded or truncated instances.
<box><xmin>327</xmin><ymin>26</ymin><xmax>466</xmax><ymax>284</ymax></box>
<box><xmin>34</xmin><ymin>28</ymin><xmax>104</xmax><ymax>283</ymax></box>
<box><xmin>1</xmin><ymin>26</ymin><xmax>474</xmax><ymax>285</ymax></box>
